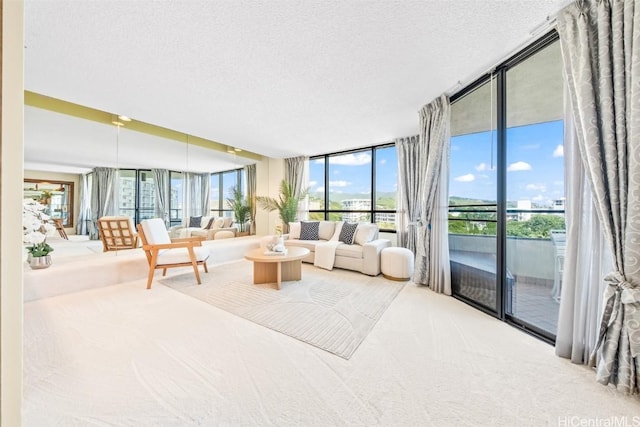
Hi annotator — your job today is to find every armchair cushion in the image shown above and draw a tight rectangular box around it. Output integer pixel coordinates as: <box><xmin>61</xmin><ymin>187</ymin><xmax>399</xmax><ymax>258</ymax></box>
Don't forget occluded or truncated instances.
<box><xmin>141</xmin><ymin>218</ymin><xmax>172</xmax><ymax>245</ymax></box>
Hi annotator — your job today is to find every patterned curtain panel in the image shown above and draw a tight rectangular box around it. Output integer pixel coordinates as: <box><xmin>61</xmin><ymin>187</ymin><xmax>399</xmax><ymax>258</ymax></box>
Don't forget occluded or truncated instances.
<box><xmin>245</xmin><ymin>164</ymin><xmax>257</xmax><ymax>234</ymax></box>
<box><xmin>395</xmin><ymin>135</ymin><xmax>421</xmax><ymax>253</ymax></box>
<box><xmin>285</xmin><ymin>155</ymin><xmax>309</xmax><ymax>221</ymax></box>
<box><xmin>152</xmin><ymin>169</ymin><xmax>169</xmax><ymax>226</ymax></box>
<box><xmin>89</xmin><ymin>167</ymin><xmax>117</xmax><ymax>240</ymax></box>
<box><xmin>414</xmin><ymin>94</ymin><xmax>450</xmax><ymax>293</ymax></box>
<box><xmin>76</xmin><ymin>173</ymin><xmax>92</xmax><ymax>236</ymax></box>
<box><xmin>557</xmin><ymin>0</ymin><xmax>640</xmax><ymax>394</ymax></box>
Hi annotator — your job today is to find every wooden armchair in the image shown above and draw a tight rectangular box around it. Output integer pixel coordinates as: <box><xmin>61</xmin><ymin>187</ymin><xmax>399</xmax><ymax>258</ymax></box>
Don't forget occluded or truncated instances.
<box><xmin>137</xmin><ymin>218</ymin><xmax>210</xmax><ymax>289</ymax></box>
<box><xmin>97</xmin><ymin>216</ymin><xmax>139</xmax><ymax>252</ymax></box>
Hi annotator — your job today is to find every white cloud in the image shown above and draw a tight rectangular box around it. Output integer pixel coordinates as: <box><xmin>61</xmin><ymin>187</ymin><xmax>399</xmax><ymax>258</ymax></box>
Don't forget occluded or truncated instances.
<box><xmin>520</xmin><ymin>143</ymin><xmax>541</xmax><ymax>150</ymax></box>
<box><xmin>507</xmin><ymin>161</ymin><xmax>532</xmax><ymax>172</ymax></box>
<box><xmin>526</xmin><ymin>183</ymin><xmax>546</xmax><ymax>192</ymax></box>
<box><xmin>379</xmin><ymin>159</ymin><xmax>387</xmax><ymax>165</ymax></box>
<box><xmin>316</xmin><ymin>186</ymin><xmax>324</xmax><ymax>192</ymax></box>
<box><xmin>553</xmin><ymin>144</ymin><xmax>564</xmax><ymax>157</ymax></box>
<box><xmin>476</xmin><ymin>162</ymin><xmax>494</xmax><ymax>171</ymax></box>
<box><xmin>451</xmin><ymin>145</ymin><xmax>460</xmax><ymax>151</ymax></box>
<box><xmin>313</xmin><ymin>158</ymin><xmax>325</xmax><ymax>164</ymax></box>
<box><xmin>533</xmin><ymin>195</ymin><xmax>547</xmax><ymax>202</ymax></box>
<box><xmin>329</xmin><ymin>180</ymin><xmax>350</xmax><ymax>187</ymax></box>
<box><xmin>454</xmin><ymin>174</ymin><xmax>475</xmax><ymax>182</ymax></box>
<box><xmin>329</xmin><ymin>153</ymin><xmax>372</xmax><ymax>166</ymax></box>
<box><xmin>308</xmin><ymin>180</ymin><xmax>317</xmax><ymax>187</ymax></box>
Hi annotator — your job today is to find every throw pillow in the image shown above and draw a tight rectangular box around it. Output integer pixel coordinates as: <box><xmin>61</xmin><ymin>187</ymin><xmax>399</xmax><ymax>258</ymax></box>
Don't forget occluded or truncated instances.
<box><xmin>211</xmin><ymin>218</ymin><xmax>225</xmax><ymax>229</ymax></box>
<box><xmin>339</xmin><ymin>222</ymin><xmax>358</xmax><ymax>244</ymax></box>
<box><xmin>330</xmin><ymin>221</ymin><xmax>344</xmax><ymax>241</ymax></box>
<box><xmin>354</xmin><ymin>223</ymin><xmax>378</xmax><ymax>245</ymax></box>
<box><xmin>203</xmin><ymin>217</ymin><xmax>216</xmax><ymax>229</ymax></box>
<box><xmin>289</xmin><ymin>222</ymin><xmax>301</xmax><ymax>239</ymax></box>
<box><xmin>222</xmin><ymin>217</ymin><xmax>233</xmax><ymax>228</ymax></box>
<box><xmin>189</xmin><ymin>216</ymin><xmax>202</xmax><ymax>228</ymax></box>
<box><xmin>299</xmin><ymin>221</ymin><xmax>320</xmax><ymax>240</ymax></box>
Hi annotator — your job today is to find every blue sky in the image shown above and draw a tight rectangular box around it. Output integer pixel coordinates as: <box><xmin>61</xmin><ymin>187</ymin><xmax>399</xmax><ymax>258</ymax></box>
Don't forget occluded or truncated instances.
<box><xmin>309</xmin><ymin>146</ymin><xmax>398</xmax><ymax>195</ymax></box>
<box><xmin>306</xmin><ymin>120</ymin><xmax>564</xmax><ymax>206</ymax></box>
<box><xmin>450</xmin><ymin>120</ymin><xmax>564</xmax><ymax>206</ymax></box>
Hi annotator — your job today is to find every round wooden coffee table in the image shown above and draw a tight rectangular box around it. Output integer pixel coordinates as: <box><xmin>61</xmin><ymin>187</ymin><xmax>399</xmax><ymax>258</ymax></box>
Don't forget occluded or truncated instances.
<box><xmin>244</xmin><ymin>246</ymin><xmax>310</xmax><ymax>290</ymax></box>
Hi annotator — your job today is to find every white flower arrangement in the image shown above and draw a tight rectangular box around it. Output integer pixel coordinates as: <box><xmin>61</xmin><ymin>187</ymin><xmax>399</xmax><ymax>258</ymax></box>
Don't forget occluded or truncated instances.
<box><xmin>23</xmin><ymin>199</ymin><xmax>56</xmax><ymax>256</ymax></box>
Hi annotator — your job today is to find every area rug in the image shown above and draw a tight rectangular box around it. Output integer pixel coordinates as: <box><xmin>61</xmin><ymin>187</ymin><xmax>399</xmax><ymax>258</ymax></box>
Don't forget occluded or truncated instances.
<box><xmin>159</xmin><ymin>260</ymin><xmax>406</xmax><ymax>359</ymax></box>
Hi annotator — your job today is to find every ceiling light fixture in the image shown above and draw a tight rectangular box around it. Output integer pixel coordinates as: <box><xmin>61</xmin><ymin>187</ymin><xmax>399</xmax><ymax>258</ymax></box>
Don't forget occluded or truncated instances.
<box><xmin>118</xmin><ymin>115</ymin><xmax>132</xmax><ymax>122</ymax></box>
<box><xmin>227</xmin><ymin>146</ymin><xmax>236</xmax><ymax>154</ymax></box>
<box><xmin>234</xmin><ymin>148</ymin><xmax>243</xmax><ymax>152</ymax></box>
<box><xmin>111</xmin><ymin>120</ymin><xmax>124</xmax><ymax>126</ymax></box>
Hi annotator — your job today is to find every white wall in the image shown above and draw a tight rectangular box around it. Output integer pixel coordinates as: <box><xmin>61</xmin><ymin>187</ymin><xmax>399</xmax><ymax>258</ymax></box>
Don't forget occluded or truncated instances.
<box><xmin>1</xmin><ymin>1</ymin><xmax>24</xmax><ymax>424</ymax></box>
<box><xmin>254</xmin><ymin>157</ymin><xmax>285</xmax><ymax>236</ymax></box>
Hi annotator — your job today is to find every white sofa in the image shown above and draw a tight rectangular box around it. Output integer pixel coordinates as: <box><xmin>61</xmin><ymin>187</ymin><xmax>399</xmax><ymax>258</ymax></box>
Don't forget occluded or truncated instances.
<box><xmin>169</xmin><ymin>215</ymin><xmax>238</xmax><ymax>240</ymax></box>
<box><xmin>284</xmin><ymin>220</ymin><xmax>391</xmax><ymax>276</ymax></box>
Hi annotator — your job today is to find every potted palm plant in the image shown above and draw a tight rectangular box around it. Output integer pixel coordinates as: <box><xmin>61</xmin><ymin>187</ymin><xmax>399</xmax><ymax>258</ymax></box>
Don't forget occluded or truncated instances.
<box><xmin>226</xmin><ymin>185</ymin><xmax>251</xmax><ymax>235</ymax></box>
<box><xmin>256</xmin><ymin>180</ymin><xmax>308</xmax><ymax>233</ymax></box>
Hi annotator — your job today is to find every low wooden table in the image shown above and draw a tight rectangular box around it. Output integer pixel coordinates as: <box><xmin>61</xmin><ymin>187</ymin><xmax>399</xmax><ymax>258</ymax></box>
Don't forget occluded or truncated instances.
<box><xmin>244</xmin><ymin>246</ymin><xmax>310</xmax><ymax>290</ymax></box>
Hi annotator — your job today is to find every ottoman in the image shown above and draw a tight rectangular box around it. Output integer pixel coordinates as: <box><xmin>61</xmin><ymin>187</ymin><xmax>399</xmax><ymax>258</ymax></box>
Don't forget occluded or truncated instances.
<box><xmin>381</xmin><ymin>247</ymin><xmax>414</xmax><ymax>281</ymax></box>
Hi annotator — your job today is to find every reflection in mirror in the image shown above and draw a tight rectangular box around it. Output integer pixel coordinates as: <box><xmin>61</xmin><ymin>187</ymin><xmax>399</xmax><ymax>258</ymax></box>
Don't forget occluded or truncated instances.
<box><xmin>23</xmin><ymin>179</ymin><xmax>74</xmax><ymax>227</ymax></box>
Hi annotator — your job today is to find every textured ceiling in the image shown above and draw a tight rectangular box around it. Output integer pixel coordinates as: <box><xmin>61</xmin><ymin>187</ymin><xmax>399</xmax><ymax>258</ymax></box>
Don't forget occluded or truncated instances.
<box><xmin>24</xmin><ymin>0</ymin><xmax>568</xmax><ymax>173</ymax></box>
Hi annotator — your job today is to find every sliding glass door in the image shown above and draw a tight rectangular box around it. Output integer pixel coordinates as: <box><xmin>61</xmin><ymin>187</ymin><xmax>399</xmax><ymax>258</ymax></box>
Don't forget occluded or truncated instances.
<box><xmin>449</xmin><ymin>32</ymin><xmax>564</xmax><ymax>341</ymax></box>
<box><xmin>449</xmin><ymin>77</ymin><xmax>499</xmax><ymax>312</ymax></box>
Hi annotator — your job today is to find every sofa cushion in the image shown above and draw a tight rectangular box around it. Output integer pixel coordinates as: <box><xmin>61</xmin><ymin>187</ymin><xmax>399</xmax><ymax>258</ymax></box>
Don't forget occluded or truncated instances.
<box><xmin>189</xmin><ymin>216</ymin><xmax>202</xmax><ymax>228</ymax></box>
<box><xmin>339</xmin><ymin>222</ymin><xmax>358</xmax><ymax>244</ymax></box>
<box><xmin>286</xmin><ymin>239</ymin><xmax>322</xmax><ymax>252</ymax></box>
<box><xmin>300</xmin><ymin>221</ymin><xmax>320</xmax><ymax>240</ymax></box>
<box><xmin>210</xmin><ymin>217</ymin><xmax>225</xmax><ymax>229</ymax></box>
<box><xmin>289</xmin><ymin>222</ymin><xmax>301</xmax><ymax>239</ymax></box>
<box><xmin>318</xmin><ymin>221</ymin><xmax>336</xmax><ymax>241</ymax></box>
<box><xmin>335</xmin><ymin>243</ymin><xmax>364</xmax><ymax>259</ymax></box>
<box><xmin>203</xmin><ymin>217</ymin><xmax>216</xmax><ymax>229</ymax></box>
<box><xmin>354</xmin><ymin>223</ymin><xmax>378</xmax><ymax>245</ymax></box>
<box><xmin>222</xmin><ymin>217</ymin><xmax>233</xmax><ymax>228</ymax></box>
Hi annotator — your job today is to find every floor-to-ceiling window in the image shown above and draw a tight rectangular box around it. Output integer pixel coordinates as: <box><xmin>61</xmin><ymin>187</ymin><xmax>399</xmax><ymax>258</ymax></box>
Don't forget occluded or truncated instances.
<box><xmin>117</xmin><ymin>169</ymin><xmax>157</xmax><ymax>224</ymax></box>
<box><xmin>449</xmin><ymin>31</ymin><xmax>564</xmax><ymax>342</ymax></box>
<box><xmin>210</xmin><ymin>168</ymin><xmax>244</xmax><ymax>218</ymax></box>
<box><xmin>169</xmin><ymin>171</ymin><xmax>184</xmax><ymax>226</ymax></box>
<box><xmin>309</xmin><ymin>144</ymin><xmax>398</xmax><ymax>230</ymax></box>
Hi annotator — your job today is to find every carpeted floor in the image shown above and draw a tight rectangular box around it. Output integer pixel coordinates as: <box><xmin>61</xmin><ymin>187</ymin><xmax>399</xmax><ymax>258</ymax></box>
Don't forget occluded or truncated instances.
<box><xmin>160</xmin><ymin>260</ymin><xmax>405</xmax><ymax>359</ymax></box>
<box><xmin>23</xmin><ymin>265</ymin><xmax>640</xmax><ymax>425</ymax></box>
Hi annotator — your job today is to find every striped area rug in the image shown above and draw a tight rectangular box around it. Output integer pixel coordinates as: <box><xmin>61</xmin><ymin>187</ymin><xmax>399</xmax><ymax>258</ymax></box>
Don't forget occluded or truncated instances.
<box><xmin>160</xmin><ymin>259</ymin><xmax>406</xmax><ymax>359</ymax></box>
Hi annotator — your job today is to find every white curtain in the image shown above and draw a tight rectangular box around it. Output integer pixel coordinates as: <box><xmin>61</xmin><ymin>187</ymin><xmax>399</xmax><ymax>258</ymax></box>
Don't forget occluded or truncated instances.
<box><xmin>152</xmin><ymin>169</ymin><xmax>170</xmax><ymax>226</ymax></box>
<box><xmin>76</xmin><ymin>172</ymin><xmax>92</xmax><ymax>235</ymax></box>
<box><xmin>555</xmin><ymin>94</ymin><xmax>611</xmax><ymax>364</ymax></box>
<box><xmin>90</xmin><ymin>167</ymin><xmax>117</xmax><ymax>239</ymax></box>
<box><xmin>184</xmin><ymin>173</ymin><xmax>211</xmax><ymax>219</ymax></box>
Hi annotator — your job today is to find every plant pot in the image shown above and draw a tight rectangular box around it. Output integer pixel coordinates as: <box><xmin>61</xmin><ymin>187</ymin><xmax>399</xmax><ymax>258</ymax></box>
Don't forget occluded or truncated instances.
<box><xmin>29</xmin><ymin>255</ymin><xmax>52</xmax><ymax>270</ymax></box>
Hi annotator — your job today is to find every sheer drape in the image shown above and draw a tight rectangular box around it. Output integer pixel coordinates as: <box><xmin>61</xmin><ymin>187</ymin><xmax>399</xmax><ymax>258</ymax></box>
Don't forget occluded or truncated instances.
<box><xmin>396</xmin><ymin>135</ymin><xmax>421</xmax><ymax>253</ymax></box>
<box><xmin>184</xmin><ymin>173</ymin><xmax>210</xmax><ymax>218</ymax></box>
<box><xmin>557</xmin><ymin>0</ymin><xmax>640</xmax><ymax>394</ymax></box>
<box><xmin>414</xmin><ymin>95</ymin><xmax>451</xmax><ymax>293</ymax></box>
<box><xmin>152</xmin><ymin>169</ymin><xmax>170</xmax><ymax>226</ymax></box>
<box><xmin>76</xmin><ymin>173</ymin><xmax>92</xmax><ymax>235</ymax></box>
<box><xmin>285</xmin><ymin>156</ymin><xmax>309</xmax><ymax>221</ymax></box>
<box><xmin>245</xmin><ymin>164</ymin><xmax>257</xmax><ymax>234</ymax></box>
<box><xmin>90</xmin><ymin>167</ymin><xmax>117</xmax><ymax>239</ymax></box>
<box><xmin>555</xmin><ymin>98</ymin><xmax>610</xmax><ymax>364</ymax></box>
